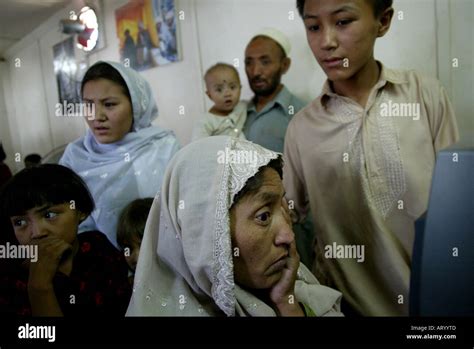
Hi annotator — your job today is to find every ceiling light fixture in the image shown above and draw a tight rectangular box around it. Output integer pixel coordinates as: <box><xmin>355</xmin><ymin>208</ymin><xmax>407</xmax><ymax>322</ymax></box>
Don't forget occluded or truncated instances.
<box><xmin>59</xmin><ymin>5</ymin><xmax>99</xmax><ymax>52</ymax></box>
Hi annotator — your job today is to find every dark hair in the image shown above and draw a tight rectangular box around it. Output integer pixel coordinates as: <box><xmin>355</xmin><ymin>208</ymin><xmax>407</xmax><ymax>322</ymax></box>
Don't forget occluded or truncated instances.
<box><xmin>117</xmin><ymin>198</ymin><xmax>154</xmax><ymax>248</ymax></box>
<box><xmin>296</xmin><ymin>0</ymin><xmax>393</xmax><ymax>18</ymax></box>
<box><xmin>0</xmin><ymin>164</ymin><xmax>94</xmax><ymax>219</ymax></box>
<box><xmin>0</xmin><ymin>214</ymin><xmax>16</xmax><ymax>245</ymax></box>
<box><xmin>204</xmin><ymin>63</ymin><xmax>240</xmax><ymax>85</ymax></box>
<box><xmin>24</xmin><ymin>153</ymin><xmax>42</xmax><ymax>164</ymax></box>
<box><xmin>81</xmin><ymin>62</ymin><xmax>131</xmax><ymax>101</ymax></box>
<box><xmin>0</xmin><ymin>143</ymin><xmax>6</xmax><ymax>162</ymax></box>
<box><xmin>231</xmin><ymin>156</ymin><xmax>283</xmax><ymax>207</ymax></box>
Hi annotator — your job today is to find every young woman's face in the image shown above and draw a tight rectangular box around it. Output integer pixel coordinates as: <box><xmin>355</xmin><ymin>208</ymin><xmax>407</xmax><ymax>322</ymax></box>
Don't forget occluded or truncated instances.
<box><xmin>230</xmin><ymin>167</ymin><xmax>294</xmax><ymax>289</ymax></box>
<box><xmin>302</xmin><ymin>0</ymin><xmax>383</xmax><ymax>82</ymax></box>
<box><xmin>10</xmin><ymin>203</ymin><xmax>83</xmax><ymax>246</ymax></box>
<box><xmin>83</xmin><ymin>78</ymin><xmax>133</xmax><ymax>144</ymax></box>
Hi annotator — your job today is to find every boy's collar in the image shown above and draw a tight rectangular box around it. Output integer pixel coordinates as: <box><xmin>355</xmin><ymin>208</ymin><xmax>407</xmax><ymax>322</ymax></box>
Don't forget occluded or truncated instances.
<box><xmin>320</xmin><ymin>61</ymin><xmax>407</xmax><ymax>105</ymax></box>
<box><xmin>380</xmin><ymin>62</ymin><xmax>408</xmax><ymax>84</ymax></box>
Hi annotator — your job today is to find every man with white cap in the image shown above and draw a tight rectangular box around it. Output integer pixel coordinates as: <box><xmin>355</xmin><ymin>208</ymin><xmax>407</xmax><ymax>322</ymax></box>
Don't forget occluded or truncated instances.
<box><xmin>243</xmin><ymin>28</ymin><xmax>306</xmax><ymax>153</ymax></box>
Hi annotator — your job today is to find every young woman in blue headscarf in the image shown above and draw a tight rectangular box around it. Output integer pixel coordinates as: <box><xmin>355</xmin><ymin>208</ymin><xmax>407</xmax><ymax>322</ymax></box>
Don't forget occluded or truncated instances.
<box><xmin>60</xmin><ymin>61</ymin><xmax>179</xmax><ymax>248</ymax></box>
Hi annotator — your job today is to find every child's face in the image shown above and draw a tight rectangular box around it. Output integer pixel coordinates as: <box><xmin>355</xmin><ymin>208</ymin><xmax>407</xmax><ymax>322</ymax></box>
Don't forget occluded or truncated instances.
<box><xmin>123</xmin><ymin>235</ymin><xmax>142</xmax><ymax>272</ymax></box>
<box><xmin>206</xmin><ymin>68</ymin><xmax>241</xmax><ymax>115</ymax></box>
<box><xmin>83</xmin><ymin>78</ymin><xmax>133</xmax><ymax>144</ymax></box>
<box><xmin>10</xmin><ymin>203</ymin><xmax>82</xmax><ymax>246</ymax></box>
<box><xmin>302</xmin><ymin>0</ymin><xmax>387</xmax><ymax>82</ymax></box>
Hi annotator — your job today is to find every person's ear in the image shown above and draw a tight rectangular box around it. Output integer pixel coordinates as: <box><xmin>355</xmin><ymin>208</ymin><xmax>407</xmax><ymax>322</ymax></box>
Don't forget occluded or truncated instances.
<box><xmin>77</xmin><ymin>211</ymin><xmax>87</xmax><ymax>223</ymax></box>
<box><xmin>205</xmin><ymin>90</ymin><xmax>211</xmax><ymax>99</ymax></box>
<box><xmin>229</xmin><ymin>205</ymin><xmax>238</xmax><ymax>239</ymax></box>
<box><xmin>281</xmin><ymin>57</ymin><xmax>291</xmax><ymax>75</ymax></box>
<box><xmin>377</xmin><ymin>7</ymin><xmax>394</xmax><ymax>37</ymax></box>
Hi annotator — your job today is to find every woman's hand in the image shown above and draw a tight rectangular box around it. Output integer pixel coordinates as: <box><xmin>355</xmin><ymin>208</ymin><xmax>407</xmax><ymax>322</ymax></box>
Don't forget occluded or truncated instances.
<box><xmin>268</xmin><ymin>239</ymin><xmax>304</xmax><ymax>316</ymax></box>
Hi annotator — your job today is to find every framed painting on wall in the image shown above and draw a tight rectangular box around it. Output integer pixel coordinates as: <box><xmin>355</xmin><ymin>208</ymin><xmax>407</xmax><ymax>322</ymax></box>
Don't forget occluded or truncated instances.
<box><xmin>115</xmin><ymin>0</ymin><xmax>181</xmax><ymax>71</ymax></box>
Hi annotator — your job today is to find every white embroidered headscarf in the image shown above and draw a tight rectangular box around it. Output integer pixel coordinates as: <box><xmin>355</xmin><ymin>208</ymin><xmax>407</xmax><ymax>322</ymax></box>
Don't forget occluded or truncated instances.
<box><xmin>60</xmin><ymin>61</ymin><xmax>180</xmax><ymax>247</ymax></box>
<box><xmin>126</xmin><ymin>136</ymin><xmax>342</xmax><ymax>316</ymax></box>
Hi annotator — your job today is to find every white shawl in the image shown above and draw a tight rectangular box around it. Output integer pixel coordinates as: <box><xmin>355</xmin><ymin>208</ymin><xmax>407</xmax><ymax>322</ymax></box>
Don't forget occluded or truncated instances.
<box><xmin>127</xmin><ymin>136</ymin><xmax>342</xmax><ymax>316</ymax></box>
<box><xmin>60</xmin><ymin>61</ymin><xmax>180</xmax><ymax>247</ymax></box>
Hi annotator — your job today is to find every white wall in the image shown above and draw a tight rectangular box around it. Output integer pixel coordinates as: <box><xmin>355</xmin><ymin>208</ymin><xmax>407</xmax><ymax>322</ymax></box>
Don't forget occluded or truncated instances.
<box><xmin>90</xmin><ymin>0</ymin><xmax>206</xmax><ymax>145</ymax></box>
<box><xmin>0</xmin><ymin>62</ymin><xmax>14</xmax><ymax>169</ymax></box>
<box><xmin>1</xmin><ymin>0</ymin><xmax>90</xmax><ymax>172</ymax></box>
<box><xmin>0</xmin><ymin>0</ymin><xmax>472</xmax><ymax>172</ymax></box>
<box><xmin>436</xmin><ymin>0</ymin><xmax>473</xmax><ymax>143</ymax></box>
<box><xmin>196</xmin><ymin>0</ymin><xmax>439</xmax><ymax>108</ymax></box>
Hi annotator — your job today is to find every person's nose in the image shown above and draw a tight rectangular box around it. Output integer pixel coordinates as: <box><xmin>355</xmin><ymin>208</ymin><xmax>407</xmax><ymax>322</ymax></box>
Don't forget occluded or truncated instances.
<box><xmin>131</xmin><ymin>253</ymin><xmax>137</xmax><ymax>266</ymax></box>
<box><xmin>274</xmin><ymin>212</ymin><xmax>294</xmax><ymax>246</ymax></box>
<box><xmin>223</xmin><ymin>87</ymin><xmax>232</xmax><ymax>97</ymax></box>
<box><xmin>29</xmin><ymin>219</ymin><xmax>48</xmax><ymax>240</ymax></box>
<box><xmin>94</xmin><ymin>104</ymin><xmax>107</xmax><ymax>122</ymax></box>
<box><xmin>249</xmin><ymin>62</ymin><xmax>263</xmax><ymax>78</ymax></box>
<box><xmin>320</xmin><ymin>26</ymin><xmax>338</xmax><ymax>51</ymax></box>
<box><xmin>130</xmin><ymin>249</ymin><xmax>139</xmax><ymax>269</ymax></box>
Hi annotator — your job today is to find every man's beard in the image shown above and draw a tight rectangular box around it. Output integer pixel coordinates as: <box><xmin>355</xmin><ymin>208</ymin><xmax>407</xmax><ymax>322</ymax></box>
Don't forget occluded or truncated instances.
<box><xmin>250</xmin><ymin>68</ymin><xmax>282</xmax><ymax>97</ymax></box>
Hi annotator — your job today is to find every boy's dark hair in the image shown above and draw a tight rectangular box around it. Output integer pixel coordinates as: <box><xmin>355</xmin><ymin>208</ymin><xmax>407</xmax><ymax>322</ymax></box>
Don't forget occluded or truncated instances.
<box><xmin>117</xmin><ymin>198</ymin><xmax>154</xmax><ymax>248</ymax></box>
<box><xmin>232</xmin><ymin>156</ymin><xmax>283</xmax><ymax>207</ymax></box>
<box><xmin>0</xmin><ymin>164</ymin><xmax>94</xmax><ymax>219</ymax></box>
<box><xmin>24</xmin><ymin>153</ymin><xmax>42</xmax><ymax>165</ymax></box>
<box><xmin>81</xmin><ymin>62</ymin><xmax>131</xmax><ymax>101</ymax></box>
<box><xmin>296</xmin><ymin>0</ymin><xmax>393</xmax><ymax>18</ymax></box>
<box><xmin>204</xmin><ymin>63</ymin><xmax>240</xmax><ymax>85</ymax></box>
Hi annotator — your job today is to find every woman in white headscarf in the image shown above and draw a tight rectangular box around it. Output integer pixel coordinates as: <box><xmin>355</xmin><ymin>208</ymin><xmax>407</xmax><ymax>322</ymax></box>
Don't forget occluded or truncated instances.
<box><xmin>127</xmin><ymin>136</ymin><xmax>342</xmax><ymax>316</ymax></box>
<box><xmin>60</xmin><ymin>61</ymin><xmax>179</xmax><ymax>247</ymax></box>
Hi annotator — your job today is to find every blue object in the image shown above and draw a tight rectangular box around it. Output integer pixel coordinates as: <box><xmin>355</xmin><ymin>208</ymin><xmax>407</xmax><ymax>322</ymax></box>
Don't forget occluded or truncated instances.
<box><xmin>410</xmin><ymin>141</ymin><xmax>474</xmax><ymax>316</ymax></box>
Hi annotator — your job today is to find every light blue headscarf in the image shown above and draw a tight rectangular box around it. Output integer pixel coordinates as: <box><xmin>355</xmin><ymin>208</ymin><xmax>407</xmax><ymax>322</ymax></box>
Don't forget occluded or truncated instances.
<box><xmin>60</xmin><ymin>61</ymin><xmax>180</xmax><ymax>247</ymax></box>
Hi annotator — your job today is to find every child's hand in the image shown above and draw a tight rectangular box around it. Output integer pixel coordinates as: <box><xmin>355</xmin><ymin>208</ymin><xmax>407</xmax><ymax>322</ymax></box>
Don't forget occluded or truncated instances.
<box><xmin>28</xmin><ymin>236</ymin><xmax>72</xmax><ymax>290</ymax></box>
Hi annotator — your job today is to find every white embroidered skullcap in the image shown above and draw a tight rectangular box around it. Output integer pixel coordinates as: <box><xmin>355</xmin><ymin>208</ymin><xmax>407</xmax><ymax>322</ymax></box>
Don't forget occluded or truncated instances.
<box><xmin>251</xmin><ymin>27</ymin><xmax>291</xmax><ymax>56</ymax></box>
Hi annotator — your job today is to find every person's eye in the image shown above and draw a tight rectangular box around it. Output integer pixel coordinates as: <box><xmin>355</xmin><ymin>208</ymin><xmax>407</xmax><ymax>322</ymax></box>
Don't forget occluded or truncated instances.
<box><xmin>216</xmin><ymin>88</ymin><xmax>222</xmax><ymax>93</ymax></box>
<box><xmin>44</xmin><ymin>211</ymin><xmax>59</xmax><ymax>220</ymax></box>
<box><xmin>262</xmin><ymin>60</ymin><xmax>270</xmax><ymax>66</ymax></box>
<box><xmin>12</xmin><ymin>218</ymin><xmax>27</xmax><ymax>228</ymax></box>
<box><xmin>307</xmin><ymin>24</ymin><xmax>320</xmax><ymax>32</ymax></box>
<box><xmin>256</xmin><ymin>211</ymin><xmax>271</xmax><ymax>225</ymax></box>
<box><xmin>336</xmin><ymin>19</ymin><xmax>352</xmax><ymax>26</ymax></box>
<box><xmin>104</xmin><ymin>102</ymin><xmax>116</xmax><ymax>108</ymax></box>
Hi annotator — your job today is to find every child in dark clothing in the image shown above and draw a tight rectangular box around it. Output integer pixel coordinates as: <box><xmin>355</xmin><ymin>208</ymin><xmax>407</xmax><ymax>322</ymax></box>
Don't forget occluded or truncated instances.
<box><xmin>117</xmin><ymin>198</ymin><xmax>154</xmax><ymax>285</ymax></box>
<box><xmin>0</xmin><ymin>164</ymin><xmax>131</xmax><ymax>316</ymax></box>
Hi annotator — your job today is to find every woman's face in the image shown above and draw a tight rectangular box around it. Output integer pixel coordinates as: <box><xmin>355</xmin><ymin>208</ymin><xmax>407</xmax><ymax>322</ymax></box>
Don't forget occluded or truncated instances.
<box><xmin>83</xmin><ymin>78</ymin><xmax>133</xmax><ymax>144</ymax></box>
<box><xmin>10</xmin><ymin>203</ymin><xmax>83</xmax><ymax>245</ymax></box>
<box><xmin>230</xmin><ymin>167</ymin><xmax>294</xmax><ymax>289</ymax></box>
